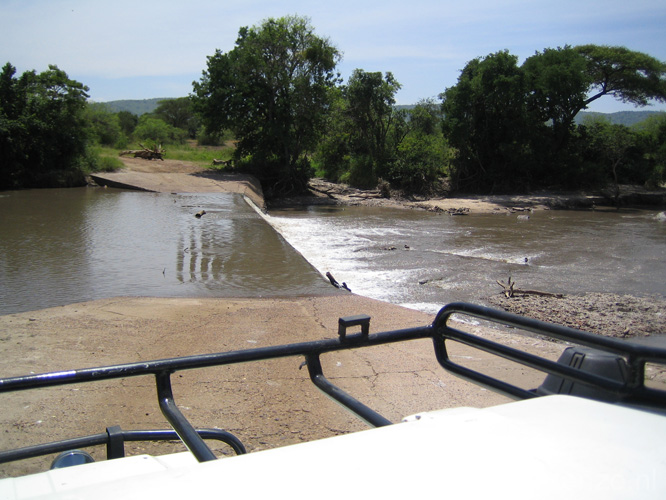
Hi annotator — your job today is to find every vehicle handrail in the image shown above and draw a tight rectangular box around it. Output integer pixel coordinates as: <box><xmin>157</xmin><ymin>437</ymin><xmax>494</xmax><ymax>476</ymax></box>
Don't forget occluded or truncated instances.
<box><xmin>1</xmin><ymin>303</ymin><xmax>665</xmax><ymax>467</ymax></box>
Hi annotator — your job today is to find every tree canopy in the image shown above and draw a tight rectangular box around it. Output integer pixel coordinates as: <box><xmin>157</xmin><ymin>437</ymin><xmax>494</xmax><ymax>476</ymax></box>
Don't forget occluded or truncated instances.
<box><xmin>192</xmin><ymin>15</ymin><xmax>341</xmax><ymax>195</ymax></box>
<box><xmin>0</xmin><ymin>63</ymin><xmax>90</xmax><ymax>189</ymax></box>
<box><xmin>441</xmin><ymin>45</ymin><xmax>666</xmax><ymax>192</ymax></box>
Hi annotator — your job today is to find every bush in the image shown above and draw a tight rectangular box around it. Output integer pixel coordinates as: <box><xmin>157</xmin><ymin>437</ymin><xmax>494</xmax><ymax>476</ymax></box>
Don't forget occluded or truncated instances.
<box><xmin>84</xmin><ymin>103</ymin><xmax>122</xmax><ymax>147</ymax></box>
<box><xmin>390</xmin><ymin>134</ymin><xmax>448</xmax><ymax>194</ymax></box>
<box><xmin>134</xmin><ymin>117</ymin><xmax>187</xmax><ymax>145</ymax></box>
<box><xmin>340</xmin><ymin>154</ymin><xmax>377</xmax><ymax>189</ymax></box>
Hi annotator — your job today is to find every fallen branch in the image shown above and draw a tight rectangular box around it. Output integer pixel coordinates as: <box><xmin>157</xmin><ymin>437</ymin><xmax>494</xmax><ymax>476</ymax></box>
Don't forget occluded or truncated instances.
<box><xmin>496</xmin><ymin>276</ymin><xmax>563</xmax><ymax>298</ymax></box>
<box><xmin>119</xmin><ymin>143</ymin><xmax>165</xmax><ymax>160</ymax></box>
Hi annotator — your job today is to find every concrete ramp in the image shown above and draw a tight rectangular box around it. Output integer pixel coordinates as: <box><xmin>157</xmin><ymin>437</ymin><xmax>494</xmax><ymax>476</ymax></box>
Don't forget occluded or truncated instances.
<box><xmin>91</xmin><ymin>171</ymin><xmax>265</xmax><ymax>208</ymax></box>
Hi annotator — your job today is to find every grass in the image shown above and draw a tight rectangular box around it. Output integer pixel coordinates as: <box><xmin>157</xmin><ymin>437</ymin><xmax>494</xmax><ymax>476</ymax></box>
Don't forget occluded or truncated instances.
<box><xmin>94</xmin><ymin>141</ymin><xmax>236</xmax><ymax>170</ymax></box>
<box><xmin>164</xmin><ymin>142</ymin><xmax>234</xmax><ymax>167</ymax></box>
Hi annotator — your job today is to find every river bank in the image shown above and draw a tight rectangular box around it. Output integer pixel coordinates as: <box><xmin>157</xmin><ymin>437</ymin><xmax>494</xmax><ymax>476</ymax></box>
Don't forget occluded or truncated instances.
<box><xmin>271</xmin><ymin>178</ymin><xmax>666</xmax><ymax>214</ymax></box>
<box><xmin>487</xmin><ymin>292</ymin><xmax>666</xmax><ymax>339</ymax></box>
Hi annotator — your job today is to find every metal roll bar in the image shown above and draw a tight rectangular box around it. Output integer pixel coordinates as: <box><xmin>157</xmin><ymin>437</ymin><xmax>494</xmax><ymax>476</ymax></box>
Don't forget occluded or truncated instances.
<box><xmin>1</xmin><ymin>303</ymin><xmax>665</xmax><ymax>467</ymax></box>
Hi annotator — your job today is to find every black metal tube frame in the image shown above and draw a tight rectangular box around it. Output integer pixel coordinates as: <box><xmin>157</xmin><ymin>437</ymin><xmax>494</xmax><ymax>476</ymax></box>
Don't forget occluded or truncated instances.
<box><xmin>1</xmin><ymin>302</ymin><xmax>665</xmax><ymax>466</ymax></box>
<box><xmin>0</xmin><ymin>427</ymin><xmax>246</xmax><ymax>465</ymax></box>
<box><xmin>432</xmin><ymin>303</ymin><xmax>666</xmax><ymax>406</ymax></box>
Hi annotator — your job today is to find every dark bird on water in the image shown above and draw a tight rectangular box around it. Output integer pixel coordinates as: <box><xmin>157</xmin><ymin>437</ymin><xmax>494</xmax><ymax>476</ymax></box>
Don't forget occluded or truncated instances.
<box><xmin>195</xmin><ymin>210</ymin><xmax>206</xmax><ymax>218</ymax></box>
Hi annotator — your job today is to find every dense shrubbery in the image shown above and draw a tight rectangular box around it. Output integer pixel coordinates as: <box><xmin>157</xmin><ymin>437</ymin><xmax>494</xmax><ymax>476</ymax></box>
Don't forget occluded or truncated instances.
<box><xmin>440</xmin><ymin>46</ymin><xmax>666</xmax><ymax>193</ymax></box>
<box><xmin>0</xmin><ymin>63</ymin><xmax>91</xmax><ymax>189</ymax></box>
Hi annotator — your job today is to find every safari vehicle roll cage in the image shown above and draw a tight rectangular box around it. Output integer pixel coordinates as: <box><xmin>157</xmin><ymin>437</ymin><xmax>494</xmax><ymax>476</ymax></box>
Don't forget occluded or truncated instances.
<box><xmin>1</xmin><ymin>302</ymin><xmax>665</xmax><ymax>466</ymax></box>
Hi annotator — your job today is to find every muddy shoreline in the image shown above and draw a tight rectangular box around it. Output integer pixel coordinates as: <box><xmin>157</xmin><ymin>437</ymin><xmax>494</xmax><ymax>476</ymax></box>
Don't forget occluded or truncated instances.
<box><xmin>486</xmin><ymin>292</ymin><xmax>666</xmax><ymax>339</ymax></box>
<box><xmin>271</xmin><ymin>178</ymin><xmax>666</xmax><ymax>215</ymax></box>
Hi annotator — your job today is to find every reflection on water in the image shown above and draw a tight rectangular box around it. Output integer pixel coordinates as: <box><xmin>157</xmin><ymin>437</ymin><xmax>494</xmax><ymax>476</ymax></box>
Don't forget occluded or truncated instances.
<box><xmin>0</xmin><ymin>188</ymin><xmax>332</xmax><ymax>315</ymax></box>
<box><xmin>268</xmin><ymin>205</ymin><xmax>666</xmax><ymax>313</ymax></box>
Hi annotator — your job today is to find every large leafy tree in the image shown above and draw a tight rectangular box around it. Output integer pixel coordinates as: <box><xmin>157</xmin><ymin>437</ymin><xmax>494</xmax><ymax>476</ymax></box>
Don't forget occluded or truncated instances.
<box><xmin>441</xmin><ymin>45</ymin><xmax>666</xmax><ymax>192</ymax></box>
<box><xmin>192</xmin><ymin>15</ymin><xmax>341</xmax><ymax>195</ymax></box>
<box><xmin>0</xmin><ymin>63</ymin><xmax>90</xmax><ymax>189</ymax></box>
<box><xmin>577</xmin><ymin>45</ymin><xmax>666</xmax><ymax>112</ymax></box>
<box><xmin>153</xmin><ymin>97</ymin><xmax>197</xmax><ymax>137</ymax></box>
<box><xmin>344</xmin><ymin>70</ymin><xmax>404</xmax><ymax>183</ymax></box>
<box><xmin>524</xmin><ymin>45</ymin><xmax>666</xmax><ymax>153</ymax></box>
<box><xmin>441</xmin><ymin>50</ymin><xmax>533</xmax><ymax>192</ymax></box>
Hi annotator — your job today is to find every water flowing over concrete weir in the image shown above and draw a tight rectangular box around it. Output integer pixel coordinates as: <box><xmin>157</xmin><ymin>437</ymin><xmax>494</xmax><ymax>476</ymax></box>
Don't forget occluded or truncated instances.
<box><xmin>243</xmin><ymin>195</ymin><xmax>334</xmax><ymax>285</ymax></box>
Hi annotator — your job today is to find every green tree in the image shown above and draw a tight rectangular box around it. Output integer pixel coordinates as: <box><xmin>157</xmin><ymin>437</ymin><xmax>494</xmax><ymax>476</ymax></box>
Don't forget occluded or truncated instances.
<box><xmin>524</xmin><ymin>45</ymin><xmax>666</xmax><ymax>156</ymax></box>
<box><xmin>313</xmin><ymin>86</ymin><xmax>351</xmax><ymax>181</ymax></box>
<box><xmin>83</xmin><ymin>103</ymin><xmax>123</xmax><ymax>147</ymax></box>
<box><xmin>154</xmin><ymin>97</ymin><xmax>197</xmax><ymax>137</ymax></box>
<box><xmin>633</xmin><ymin>113</ymin><xmax>666</xmax><ymax>187</ymax></box>
<box><xmin>192</xmin><ymin>15</ymin><xmax>341</xmax><ymax>195</ymax></box>
<box><xmin>117</xmin><ymin>110</ymin><xmax>138</xmax><ymax>137</ymax></box>
<box><xmin>388</xmin><ymin>99</ymin><xmax>449</xmax><ymax>194</ymax></box>
<box><xmin>133</xmin><ymin>116</ymin><xmax>186</xmax><ymax>145</ymax></box>
<box><xmin>584</xmin><ymin>119</ymin><xmax>641</xmax><ymax>205</ymax></box>
<box><xmin>343</xmin><ymin>70</ymin><xmax>404</xmax><ymax>186</ymax></box>
<box><xmin>441</xmin><ymin>45</ymin><xmax>666</xmax><ymax>192</ymax></box>
<box><xmin>441</xmin><ymin>50</ymin><xmax>533</xmax><ymax>192</ymax></box>
<box><xmin>0</xmin><ymin>63</ymin><xmax>90</xmax><ymax>189</ymax></box>
<box><xmin>577</xmin><ymin>45</ymin><xmax>666</xmax><ymax>112</ymax></box>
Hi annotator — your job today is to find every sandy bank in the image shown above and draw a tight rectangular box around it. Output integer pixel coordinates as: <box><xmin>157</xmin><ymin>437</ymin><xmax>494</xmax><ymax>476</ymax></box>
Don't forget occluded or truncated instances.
<box><xmin>276</xmin><ymin>178</ymin><xmax>666</xmax><ymax>214</ymax></box>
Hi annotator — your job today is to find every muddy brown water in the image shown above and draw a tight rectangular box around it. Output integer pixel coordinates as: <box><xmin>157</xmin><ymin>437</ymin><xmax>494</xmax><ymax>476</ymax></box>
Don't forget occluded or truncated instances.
<box><xmin>0</xmin><ymin>188</ymin><xmax>333</xmax><ymax>316</ymax></box>
<box><xmin>267</xmin><ymin>204</ymin><xmax>666</xmax><ymax>313</ymax></box>
<box><xmin>1</xmin><ymin>187</ymin><xmax>665</xmax><ymax>316</ymax></box>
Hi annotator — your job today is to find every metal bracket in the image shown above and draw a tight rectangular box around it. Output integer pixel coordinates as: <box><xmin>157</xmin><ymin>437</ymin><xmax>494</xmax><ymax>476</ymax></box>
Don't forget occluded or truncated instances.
<box><xmin>338</xmin><ymin>315</ymin><xmax>371</xmax><ymax>339</ymax></box>
<box><xmin>106</xmin><ymin>426</ymin><xmax>125</xmax><ymax>460</ymax></box>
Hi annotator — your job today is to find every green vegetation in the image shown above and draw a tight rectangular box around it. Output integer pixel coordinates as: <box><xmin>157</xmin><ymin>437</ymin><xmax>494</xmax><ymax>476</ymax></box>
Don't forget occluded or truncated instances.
<box><xmin>0</xmin><ymin>63</ymin><xmax>91</xmax><ymax>189</ymax></box>
<box><xmin>315</xmin><ymin>72</ymin><xmax>448</xmax><ymax>194</ymax></box>
<box><xmin>2</xmin><ymin>19</ymin><xmax>666</xmax><ymax>196</ymax></box>
<box><xmin>441</xmin><ymin>45</ymin><xmax>666</xmax><ymax>192</ymax></box>
<box><xmin>164</xmin><ymin>143</ymin><xmax>233</xmax><ymax>166</ymax></box>
<box><xmin>192</xmin><ymin>15</ymin><xmax>341</xmax><ymax>196</ymax></box>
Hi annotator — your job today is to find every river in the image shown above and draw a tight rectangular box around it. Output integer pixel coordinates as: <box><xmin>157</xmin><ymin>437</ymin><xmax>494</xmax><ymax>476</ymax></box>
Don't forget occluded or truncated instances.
<box><xmin>0</xmin><ymin>188</ymin><xmax>331</xmax><ymax>315</ymax></box>
<box><xmin>1</xmin><ymin>187</ymin><xmax>665</xmax><ymax>316</ymax></box>
<box><xmin>266</xmin><ymin>204</ymin><xmax>666</xmax><ymax>313</ymax></box>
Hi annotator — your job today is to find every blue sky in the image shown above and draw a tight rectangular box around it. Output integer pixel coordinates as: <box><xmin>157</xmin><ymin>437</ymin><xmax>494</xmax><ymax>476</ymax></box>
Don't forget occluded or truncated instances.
<box><xmin>2</xmin><ymin>0</ymin><xmax>665</xmax><ymax>113</ymax></box>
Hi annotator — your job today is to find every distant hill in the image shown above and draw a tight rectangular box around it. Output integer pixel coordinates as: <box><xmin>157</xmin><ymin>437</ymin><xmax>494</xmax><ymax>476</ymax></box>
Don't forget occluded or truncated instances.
<box><xmin>97</xmin><ymin>98</ymin><xmax>176</xmax><ymax>115</ymax></box>
<box><xmin>576</xmin><ymin>110</ymin><xmax>665</xmax><ymax>126</ymax></box>
<box><xmin>97</xmin><ymin>99</ymin><xmax>664</xmax><ymax>126</ymax></box>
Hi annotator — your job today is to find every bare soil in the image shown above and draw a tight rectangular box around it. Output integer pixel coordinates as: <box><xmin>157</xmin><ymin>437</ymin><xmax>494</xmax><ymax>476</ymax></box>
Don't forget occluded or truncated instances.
<box><xmin>274</xmin><ymin>178</ymin><xmax>666</xmax><ymax>214</ymax></box>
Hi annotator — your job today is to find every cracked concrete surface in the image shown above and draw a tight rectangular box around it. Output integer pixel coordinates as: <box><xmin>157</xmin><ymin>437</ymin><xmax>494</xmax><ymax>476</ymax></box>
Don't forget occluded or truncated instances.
<box><xmin>0</xmin><ymin>295</ymin><xmax>565</xmax><ymax>478</ymax></box>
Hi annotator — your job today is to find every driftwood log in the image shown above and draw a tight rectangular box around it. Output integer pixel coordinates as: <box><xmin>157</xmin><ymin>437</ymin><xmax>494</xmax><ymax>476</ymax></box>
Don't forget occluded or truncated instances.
<box><xmin>326</xmin><ymin>271</ymin><xmax>351</xmax><ymax>292</ymax></box>
<box><xmin>119</xmin><ymin>144</ymin><xmax>165</xmax><ymax>160</ymax></box>
<box><xmin>212</xmin><ymin>159</ymin><xmax>234</xmax><ymax>167</ymax></box>
<box><xmin>496</xmin><ymin>276</ymin><xmax>564</xmax><ymax>298</ymax></box>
